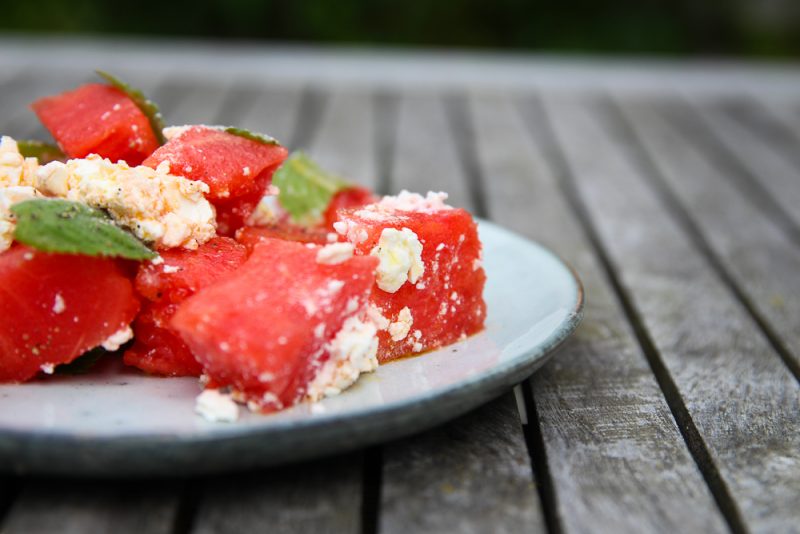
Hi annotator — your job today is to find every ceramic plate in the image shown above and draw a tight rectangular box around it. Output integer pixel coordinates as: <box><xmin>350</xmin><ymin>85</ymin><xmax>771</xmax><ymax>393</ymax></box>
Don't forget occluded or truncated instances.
<box><xmin>0</xmin><ymin>221</ymin><xmax>583</xmax><ymax>476</ymax></box>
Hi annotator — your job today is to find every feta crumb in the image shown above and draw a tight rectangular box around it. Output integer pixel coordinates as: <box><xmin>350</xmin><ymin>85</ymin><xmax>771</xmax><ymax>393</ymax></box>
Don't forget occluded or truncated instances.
<box><xmin>327</xmin><ymin>232</ymin><xmax>339</xmax><ymax>243</ymax></box>
<box><xmin>243</xmin><ymin>166</ymin><xmax>251</xmax><ymax>176</ymax></box>
<box><xmin>247</xmin><ymin>190</ymin><xmax>285</xmax><ymax>226</ymax></box>
<box><xmin>162</xmin><ymin>265</ymin><xmax>180</xmax><ymax>274</ymax></box>
<box><xmin>150</xmin><ymin>255</ymin><xmax>165</xmax><ymax>265</ymax></box>
<box><xmin>0</xmin><ymin>136</ymin><xmax>39</xmax><ymax>188</ymax></box>
<box><xmin>34</xmin><ymin>156</ymin><xmax>216</xmax><ymax>250</ymax></box>
<box><xmin>40</xmin><ymin>363</ymin><xmax>55</xmax><ymax>374</ymax></box>
<box><xmin>412</xmin><ymin>342</ymin><xmax>423</xmax><ymax>353</ymax></box>
<box><xmin>436</xmin><ymin>243</ymin><xmax>446</xmax><ymax>251</ymax></box>
<box><xmin>367</xmin><ymin>304</ymin><xmax>390</xmax><ymax>330</ymax></box>
<box><xmin>388</xmin><ymin>306</ymin><xmax>413</xmax><ymax>341</ymax></box>
<box><xmin>52</xmin><ymin>293</ymin><xmax>66</xmax><ymax>314</ymax></box>
<box><xmin>195</xmin><ymin>389</ymin><xmax>239</xmax><ymax>422</ymax></box>
<box><xmin>356</xmin><ymin>191</ymin><xmax>452</xmax><ymax>219</ymax></box>
<box><xmin>305</xmin><ymin>316</ymin><xmax>379</xmax><ymax>402</ymax></box>
<box><xmin>100</xmin><ymin>326</ymin><xmax>134</xmax><ymax>351</ymax></box>
<box><xmin>370</xmin><ymin>227</ymin><xmax>425</xmax><ymax>293</ymax></box>
<box><xmin>316</xmin><ymin>242</ymin><xmax>355</xmax><ymax>265</ymax></box>
<box><xmin>0</xmin><ymin>185</ymin><xmax>41</xmax><ymax>252</ymax></box>
<box><xmin>314</xmin><ymin>323</ymin><xmax>326</xmax><ymax>339</ymax></box>
<box><xmin>333</xmin><ymin>219</ymin><xmax>368</xmax><ymax>243</ymax></box>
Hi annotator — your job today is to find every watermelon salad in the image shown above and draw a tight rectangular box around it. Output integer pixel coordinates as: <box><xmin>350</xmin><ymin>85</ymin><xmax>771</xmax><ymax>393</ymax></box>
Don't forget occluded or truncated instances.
<box><xmin>0</xmin><ymin>72</ymin><xmax>486</xmax><ymax>421</ymax></box>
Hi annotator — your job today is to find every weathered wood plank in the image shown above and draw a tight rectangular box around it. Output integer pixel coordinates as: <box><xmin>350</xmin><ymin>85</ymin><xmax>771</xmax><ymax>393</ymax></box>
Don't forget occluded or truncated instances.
<box><xmin>1</xmin><ymin>479</ymin><xmax>180</xmax><ymax>534</ymax></box>
<box><xmin>615</xmin><ymin>94</ymin><xmax>800</xmax><ymax>378</ymax></box>
<box><xmin>388</xmin><ymin>92</ymin><xmax>472</xmax><ymax>209</ymax></box>
<box><xmin>152</xmin><ymin>79</ymin><xmax>232</xmax><ymax>127</ymax></box>
<box><xmin>307</xmin><ymin>89</ymin><xmax>378</xmax><ymax>189</ymax></box>
<box><xmin>469</xmin><ymin>90</ymin><xmax>727</xmax><ymax>533</ymax></box>
<box><xmin>0</xmin><ymin>71</ymin><xmax>90</xmax><ymax>139</ymax></box>
<box><xmin>193</xmin><ymin>455</ymin><xmax>363</xmax><ymax>534</ymax></box>
<box><xmin>539</xmin><ymin>91</ymin><xmax>800</xmax><ymax>532</ymax></box>
<box><xmin>381</xmin><ymin>395</ymin><xmax>541</xmax><ymax>534</ymax></box>
<box><xmin>681</xmin><ymin>93</ymin><xmax>800</xmax><ymax>243</ymax></box>
<box><xmin>378</xmin><ymin>91</ymin><xmax>545</xmax><ymax>534</ymax></box>
<box><xmin>235</xmin><ymin>85</ymin><xmax>303</xmax><ymax>146</ymax></box>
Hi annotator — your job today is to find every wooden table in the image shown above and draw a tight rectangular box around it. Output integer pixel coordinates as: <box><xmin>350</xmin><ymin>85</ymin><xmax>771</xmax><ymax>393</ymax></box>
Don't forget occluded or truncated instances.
<box><xmin>1</xmin><ymin>37</ymin><xmax>799</xmax><ymax>533</ymax></box>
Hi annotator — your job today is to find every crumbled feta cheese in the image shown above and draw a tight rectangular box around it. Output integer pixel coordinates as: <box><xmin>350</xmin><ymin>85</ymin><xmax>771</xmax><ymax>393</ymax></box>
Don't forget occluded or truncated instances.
<box><xmin>316</xmin><ymin>242</ymin><xmax>354</xmax><ymax>265</ymax></box>
<box><xmin>353</xmin><ymin>191</ymin><xmax>452</xmax><ymax>222</ymax></box>
<box><xmin>247</xmin><ymin>192</ymin><xmax>284</xmax><ymax>226</ymax></box>
<box><xmin>388</xmin><ymin>306</ymin><xmax>413</xmax><ymax>341</ymax></box>
<box><xmin>333</xmin><ymin>219</ymin><xmax>368</xmax><ymax>243</ymax></box>
<box><xmin>34</xmin><ymin>156</ymin><xmax>216</xmax><ymax>249</ymax></box>
<box><xmin>162</xmin><ymin>125</ymin><xmax>193</xmax><ymax>140</ymax></box>
<box><xmin>0</xmin><ymin>137</ymin><xmax>39</xmax><ymax>188</ymax></box>
<box><xmin>162</xmin><ymin>265</ymin><xmax>180</xmax><ymax>274</ymax></box>
<box><xmin>40</xmin><ymin>363</ymin><xmax>55</xmax><ymax>374</ymax></box>
<box><xmin>305</xmin><ymin>316</ymin><xmax>379</xmax><ymax>402</ymax></box>
<box><xmin>370</xmin><ymin>227</ymin><xmax>424</xmax><ymax>293</ymax></box>
<box><xmin>150</xmin><ymin>255</ymin><xmax>164</xmax><ymax>265</ymax></box>
<box><xmin>412</xmin><ymin>342</ymin><xmax>423</xmax><ymax>353</ymax></box>
<box><xmin>367</xmin><ymin>304</ymin><xmax>390</xmax><ymax>330</ymax></box>
<box><xmin>0</xmin><ymin>185</ymin><xmax>41</xmax><ymax>252</ymax></box>
<box><xmin>100</xmin><ymin>326</ymin><xmax>134</xmax><ymax>351</ymax></box>
<box><xmin>52</xmin><ymin>293</ymin><xmax>66</xmax><ymax>314</ymax></box>
<box><xmin>195</xmin><ymin>389</ymin><xmax>239</xmax><ymax>423</ymax></box>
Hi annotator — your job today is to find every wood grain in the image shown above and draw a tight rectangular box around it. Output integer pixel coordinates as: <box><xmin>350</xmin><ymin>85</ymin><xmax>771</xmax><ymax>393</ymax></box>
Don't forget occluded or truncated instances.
<box><xmin>539</xmin><ymin>90</ymin><xmax>800</xmax><ymax>532</ymax></box>
<box><xmin>615</xmin><ymin>93</ymin><xmax>800</xmax><ymax>378</ymax></box>
<box><xmin>377</xmin><ymin>91</ymin><xmax>545</xmax><ymax>534</ymax></box>
<box><xmin>193</xmin><ymin>455</ymin><xmax>363</xmax><ymax>534</ymax></box>
<box><xmin>1</xmin><ymin>479</ymin><xmax>180</xmax><ymax>534</ymax></box>
<box><xmin>682</xmin><ymin>93</ymin><xmax>800</xmax><ymax>244</ymax></box>
<box><xmin>469</xmin><ymin>90</ymin><xmax>727</xmax><ymax>534</ymax></box>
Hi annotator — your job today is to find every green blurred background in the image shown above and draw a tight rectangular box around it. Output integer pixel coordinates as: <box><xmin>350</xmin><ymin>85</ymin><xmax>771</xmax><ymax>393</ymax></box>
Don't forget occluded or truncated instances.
<box><xmin>3</xmin><ymin>0</ymin><xmax>799</xmax><ymax>58</ymax></box>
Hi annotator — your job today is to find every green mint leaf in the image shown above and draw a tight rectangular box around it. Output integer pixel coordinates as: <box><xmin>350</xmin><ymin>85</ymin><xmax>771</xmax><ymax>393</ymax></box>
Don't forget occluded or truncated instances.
<box><xmin>224</xmin><ymin>126</ymin><xmax>280</xmax><ymax>146</ymax></box>
<box><xmin>16</xmin><ymin>140</ymin><xmax>66</xmax><ymax>163</ymax></box>
<box><xmin>272</xmin><ymin>152</ymin><xmax>348</xmax><ymax>226</ymax></box>
<box><xmin>55</xmin><ymin>348</ymin><xmax>108</xmax><ymax>375</ymax></box>
<box><xmin>11</xmin><ymin>199</ymin><xmax>156</xmax><ymax>260</ymax></box>
<box><xmin>96</xmin><ymin>70</ymin><xmax>167</xmax><ymax>145</ymax></box>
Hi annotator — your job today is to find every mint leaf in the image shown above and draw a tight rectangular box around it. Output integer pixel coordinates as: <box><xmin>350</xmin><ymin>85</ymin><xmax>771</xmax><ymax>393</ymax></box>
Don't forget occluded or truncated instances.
<box><xmin>224</xmin><ymin>126</ymin><xmax>280</xmax><ymax>146</ymax></box>
<box><xmin>272</xmin><ymin>152</ymin><xmax>348</xmax><ymax>226</ymax></box>
<box><xmin>96</xmin><ymin>70</ymin><xmax>166</xmax><ymax>145</ymax></box>
<box><xmin>17</xmin><ymin>140</ymin><xmax>65</xmax><ymax>163</ymax></box>
<box><xmin>11</xmin><ymin>199</ymin><xmax>156</xmax><ymax>260</ymax></box>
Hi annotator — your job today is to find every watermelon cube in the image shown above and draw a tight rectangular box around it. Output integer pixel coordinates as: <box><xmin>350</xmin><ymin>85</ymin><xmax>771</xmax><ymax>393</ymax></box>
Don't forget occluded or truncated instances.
<box><xmin>171</xmin><ymin>238</ymin><xmax>379</xmax><ymax>411</ymax></box>
<box><xmin>323</xmin><ymin>186</ymin><xmax>377</xmax><ymax>231</ymax></box>
<box><xmin>124</xmin><ymin>237</ymin><xmax>248</xmax><ymax>376</ymax></box>
<box><xmin>235</xmin><ymin>224</ymin><xmax>331</xmax><ymax>253</ymax></box>
<box><xmin>31</xmin><ymin>83</ymin><xmax>160</xmax><ymax>166</ymax></box>
<box><xmin>334</xmin><ymin>191</ymin><xmax>486</xmax><ymax>362</ymax></box>
<box><xmin>143</xmin><ymin>126</ymin><xmax>288</xmax><ymax>236</ymax></box>
<box><xmin>0</xmin><ymin>245</ymin><xmax>139</xmax><ymax>382</ymax></box>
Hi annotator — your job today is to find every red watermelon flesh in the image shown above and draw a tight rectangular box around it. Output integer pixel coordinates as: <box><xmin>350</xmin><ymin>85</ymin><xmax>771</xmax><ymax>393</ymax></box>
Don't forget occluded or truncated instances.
<box><xmin>142</xmin><ymin>126</ymin><xmax>288</xmax><ymax>235</ymax></box>
<box><xmin>171</xmin><ymin>238</ymin><xmax>379</xmax><ymax>411</ymax></box>
<box><xmin>235</xmin><ymin>224</ymin><xmax>330</xmax><ymax>253</ymax></box>
<box><xmin>31</xmin><ymin>83</ymin><xmax>159</xmax><ymax>166</ymax></box>
<box><xmin>0</xmin><ymin>245</ymin><xmax>139</xmax><ymax>382</ymax></box>
<box><xmin>335</xmin><ymin>204</ymin><xmax>486</xmax><ymax>362</ymax></box>
<box><xmin>125</xmin><ymin>237</ymin><xmax>247</xmax><ymax>376</ymax></box>
<box><xmin>135</xmin><ymin>237</ymin><xmax>248</xmax><ymax>304</ymax></box>
<box><xmin>323</xmin><ymin>186</ymin><xmax>377</xmax><ymax>231</ymax></box>
<box><xmin>123</xmin><ymin>303</ymin><xmax>202</xmax><ymax>377</ymax></box>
